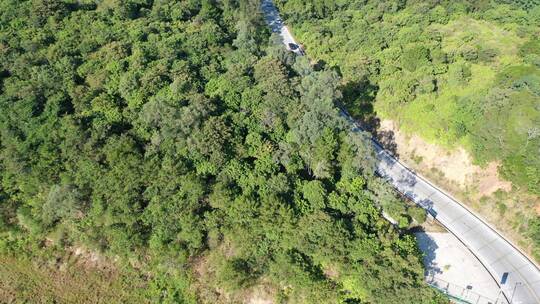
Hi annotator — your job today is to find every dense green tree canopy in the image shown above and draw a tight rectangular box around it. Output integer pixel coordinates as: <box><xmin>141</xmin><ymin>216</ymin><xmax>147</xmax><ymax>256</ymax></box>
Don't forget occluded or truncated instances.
<box><xmin>276</xmin><ymin>0</ymin><xmax>540</xmax><ymax>195</ymax></box>
<box><xmin>0</xmin><ymin>0</ymin><xmax>444</xmax><ymax>303</ymax></box>
<box><xmin>275</xmin><ymin>0</ymin><xmax>540</xmax><ymax>258</ymax></box>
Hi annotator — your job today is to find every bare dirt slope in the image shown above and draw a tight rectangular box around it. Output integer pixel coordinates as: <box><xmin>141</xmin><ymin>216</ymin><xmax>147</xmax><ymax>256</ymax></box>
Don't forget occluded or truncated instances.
<box><xmin>378</xmin><ymin>119</ymin><xmax>540</xmax><ymax>260</ymax></box>
<box><xmin>379</xmin><ymin>119</ymin><xmax>511</xmax><ymax>195</ymax></box>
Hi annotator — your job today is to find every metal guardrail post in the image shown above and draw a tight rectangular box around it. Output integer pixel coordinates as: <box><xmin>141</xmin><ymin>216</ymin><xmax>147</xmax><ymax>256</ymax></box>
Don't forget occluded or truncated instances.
<box><xmin>426</xmin><ymin>275</ymin><xmax>502</xmax><ymax>304</ymax></box>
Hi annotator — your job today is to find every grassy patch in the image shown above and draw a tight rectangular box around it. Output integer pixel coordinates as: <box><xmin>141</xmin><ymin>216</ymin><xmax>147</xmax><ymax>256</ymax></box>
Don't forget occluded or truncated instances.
<box><xmin>0</xmin><ymin>255</ymin><xmax>147</xmax><ymax>303</ymax></box>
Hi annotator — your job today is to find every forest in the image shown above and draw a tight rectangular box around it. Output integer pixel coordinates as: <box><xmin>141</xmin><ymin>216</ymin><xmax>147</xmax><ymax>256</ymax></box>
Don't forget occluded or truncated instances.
<box><xmin>0</xmin><ymin>0</ymin><xmax>444</xmax><ymax>303</ymax></box>
<box><xmin>275</xmin><ymin>0</ymin><xmax>540</xmax><ymax>257</ymax></box>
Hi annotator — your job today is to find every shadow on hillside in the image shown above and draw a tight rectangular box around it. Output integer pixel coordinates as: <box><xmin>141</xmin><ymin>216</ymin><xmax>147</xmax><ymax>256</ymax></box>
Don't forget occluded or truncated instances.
<box><xmin>340</xmin><ymin>78</ymin><xmax>400</xmax><ymax>158</ymax></box>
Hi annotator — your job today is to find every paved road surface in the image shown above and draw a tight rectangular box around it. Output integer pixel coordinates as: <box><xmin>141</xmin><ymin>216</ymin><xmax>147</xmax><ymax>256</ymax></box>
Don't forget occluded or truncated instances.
<box><xmin>260</xmin><ymin>1</ymin><xmax>540</xmax><ymax>303</ymax></box>
<box><xmin>261</xmin><ymin>0</ymin><xmax>303</xmax><ymax>55</ymax></box>
<box><xmin>416</xmin><ymin>232</ymin><xmax>504</xmax><ymax>303</ymax></box>
<box><xmin>373</xmin><ymin>141</ymin><xmax>540</xmax><ymax>304</ymax></box>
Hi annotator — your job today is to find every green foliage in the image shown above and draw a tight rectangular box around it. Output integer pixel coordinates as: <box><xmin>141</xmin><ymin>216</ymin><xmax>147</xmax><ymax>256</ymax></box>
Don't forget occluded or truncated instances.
<box><xmin>16</xmin><ymin>208</ymin><xmax>43</xmax><ymax>236</ymax></box>
<box><xmin>301</xmin><ymin>180</ymin><xmax>327</xmax><ymax>212</ymax></box>
<box><xmin>42</xmin><ymin>185</ymin><xmax>84</xmax><ymax>227</ymax></box>
<box><xmin>0</xmin><ymin>0</ymin><xmax>443</xmax><ymax>302</ymax></box>
<box><xmin>409</xmin><ymin>206</ymin><xmax>428</xmax><ymax>225</ymax></box>
<box><xmin>145</xmin><ymin>268</ymin><xmax>197</xmax><ymax>304</ymax></box>
<box><xmin>276</xmin><ymin>0</ymin><xmax>540</xmax><ymax>250</ymax></box>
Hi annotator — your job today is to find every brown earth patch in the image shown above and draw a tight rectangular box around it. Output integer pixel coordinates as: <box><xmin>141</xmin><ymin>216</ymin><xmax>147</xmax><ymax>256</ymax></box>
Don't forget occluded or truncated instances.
<box><xmin>323</xmin><ymin>265</ymin><xmax>339</xmax><ymax>280</ymax></box>
<box><xmin>191</xmin><ymin>239</ymin><xmax>278</xmax><ymax>304</ymax></box>
<box><xmin>376</xmin><ymin>119</ymin><xmax>540</xmax><ymax>262</ymax></box>
<box><xmin>378</xmin><ymin>119</ymin><xmax>511</xmax><ymax>195</ymax></box>
<box><xmin>245</xmin><ymin>284</ymin><xmax>275</xmax><ymax>304</ymax></box>
<box><xmin>68</xmin><ymin>246</ymin><xmax>116</xmax><ymax>272</ymax></box>
<box><xmin>420</xmin><ymin>216</ymin><xmax>447</xmax><ymax>233</ymax></box>
<box><xmin>475</xmin><ymin>162</ymin><xmax>513</xmax><ymax>198</ymax></box>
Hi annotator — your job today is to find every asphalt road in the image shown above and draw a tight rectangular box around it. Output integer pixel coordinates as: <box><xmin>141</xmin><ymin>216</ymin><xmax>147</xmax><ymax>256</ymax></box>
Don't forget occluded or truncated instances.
<box><xmin>416</xmin><ymin>232</ymin><xmax>503</xmax><ymax>303</ymax></box>
<box><xmin>261</xmin><ymin>0</ymin><xmax>304</xmax><ymax>55</ymax></box>
<box><xmin>261</xmin><ymin>1</ymin><xmax>540</xmax><ymax>303</ymax></box>
<box><xmin>373</xmin><ymin>142</ymin><xmax>540</xmax><ymax>304</ymax></box>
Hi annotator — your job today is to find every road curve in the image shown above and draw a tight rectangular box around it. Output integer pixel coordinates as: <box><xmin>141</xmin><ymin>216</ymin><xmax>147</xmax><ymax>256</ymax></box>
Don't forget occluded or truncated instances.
<box><xmin>260</xmin><ymin>1</ymin><xmax>540</xmax><ymax>303</ymax></box>
<box><xmin>371</xmin><ymin>138</ymin><xmax>540</xmax><ymax>304</ymax></box>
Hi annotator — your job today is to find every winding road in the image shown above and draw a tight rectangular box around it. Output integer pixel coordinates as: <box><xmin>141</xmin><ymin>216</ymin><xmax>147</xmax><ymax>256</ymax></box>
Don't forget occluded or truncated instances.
<box><xmin>260</xmin><ymin>1</ymin><xmax>540</xmax><ymax>303</ymax></box>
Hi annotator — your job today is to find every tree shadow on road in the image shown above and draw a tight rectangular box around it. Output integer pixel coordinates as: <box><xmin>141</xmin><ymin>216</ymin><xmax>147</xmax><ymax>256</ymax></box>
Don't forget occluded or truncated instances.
<box><xmin>377</xmin><ymin>129</ymin><xmax>399</xmax><ymax>157</ymax></box>
<box><xmin>413</xmin><ymin>228</ymin><xmax>443</xmax><ymax>278</ymax></box>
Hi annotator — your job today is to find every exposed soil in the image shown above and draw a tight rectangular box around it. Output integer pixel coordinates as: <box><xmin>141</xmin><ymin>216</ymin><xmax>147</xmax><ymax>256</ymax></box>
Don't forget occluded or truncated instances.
<box><xmin>323</xmin><ymin>265</ymin><xmax>340</xmax><ymax>280</ymax></box>
<box><xmin>420</xmin><ymin>215</ymin><xmax>447</xmax><ymax>233</ymax></box>
<box><xmin>376</xmin><ymin>119</ymin><xmax>539</xmax><ymax>262</ymax></box>
<box><xmin>245</xmin><ymin>285</ymin><xmax>275</xmax><ymax>304</ymax></box>
<box><xmin>191</xmin><ymin>240</ymin><xmax>278</xmax><ymax>304</ymax></box>
<box><xmin>248</xmin><ymin>296</ymin><xmax>273</xmax><ymax>304</ymax></box>
<box><xmin>474</xmin><ymin>162</ymin><xmax>513</xmax><ymax>198</ymax></box>
<box><xmin>378</xmin><ymin>119</ymin><xmax>511</xmax><ymax>195</ymax></box>
<box><xmin>68</xmin><ymin>246</ymin><xmax>117</xmax><ymax>273</ymax></box>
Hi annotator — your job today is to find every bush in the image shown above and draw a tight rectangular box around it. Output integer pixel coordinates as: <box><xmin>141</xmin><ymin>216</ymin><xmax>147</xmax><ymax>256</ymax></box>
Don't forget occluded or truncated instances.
<box><xmin>408</xmin><ymin>206</ymin><xmax>427</xmax><ymax>224</ymax></box>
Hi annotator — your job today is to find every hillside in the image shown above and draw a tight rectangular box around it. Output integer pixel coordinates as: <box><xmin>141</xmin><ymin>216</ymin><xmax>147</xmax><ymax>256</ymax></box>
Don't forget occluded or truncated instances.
<box><xmin>275</xmin><ymin>0</ymin><xmax>540</xmax><ymax>260</ymax></box>
<box><xmin>0</xmin><ymin>1</ymin><xmax>444</xmax><ymax>303</ymax></box>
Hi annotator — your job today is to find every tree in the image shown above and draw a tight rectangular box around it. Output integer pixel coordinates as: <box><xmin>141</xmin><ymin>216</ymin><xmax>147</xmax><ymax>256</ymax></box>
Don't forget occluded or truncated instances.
<box><xmin>0</xmin><ymin>1</ymin><xmax>448</xmax><ymax>302</ymax></box>
<box><xmin>42</xmin><ymin>184</ymin><xmax>84</xmax><ymax>227</ymax></box>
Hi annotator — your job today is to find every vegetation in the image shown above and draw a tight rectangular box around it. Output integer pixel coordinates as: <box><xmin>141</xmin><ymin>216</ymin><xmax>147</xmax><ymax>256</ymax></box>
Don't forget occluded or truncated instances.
<box><xmin>0</xmin><ymin>0</ymin><xmax>443</xmax><ymax>303</ymax></box>
<box><xmin>0</xmin><ymin>254</ymin><xmax>150</xmax><ymax>303</ymax></box>
<box><xmin>275</xmin><ymin>0</ymin><xmax>540</xmax><ymax>253</ymax></box>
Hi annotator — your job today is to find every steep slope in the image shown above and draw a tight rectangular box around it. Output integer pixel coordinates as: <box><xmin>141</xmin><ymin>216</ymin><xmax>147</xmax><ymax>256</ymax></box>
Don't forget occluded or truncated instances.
<box><xmin>275</xmin><ymin>0</ymin><xmax>540</xmax><ymax>260</ymax></box>
<box><xmin>0</xmin><ymin>1</ymin><xmax>443</xmax><ymax>302</ymax></box>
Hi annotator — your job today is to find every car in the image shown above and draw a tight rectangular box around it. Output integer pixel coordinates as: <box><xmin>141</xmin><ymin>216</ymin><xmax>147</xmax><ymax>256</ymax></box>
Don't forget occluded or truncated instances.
<box><xmin>288</xmin><ymin>43</ymin><xmax>299</xmax><ymax>50</ymax></box>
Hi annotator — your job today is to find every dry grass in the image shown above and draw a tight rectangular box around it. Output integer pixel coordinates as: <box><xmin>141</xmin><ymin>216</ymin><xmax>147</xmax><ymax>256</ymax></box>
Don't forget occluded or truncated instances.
<box><xmin>420</xmin><ymin>216</ymin><xmax>447</xmax><ymax>233</ymax></box>
<box><xmin>0</xmin><ymin>254</ymin><xmax>147</xmax><ymax>304</ymax></box>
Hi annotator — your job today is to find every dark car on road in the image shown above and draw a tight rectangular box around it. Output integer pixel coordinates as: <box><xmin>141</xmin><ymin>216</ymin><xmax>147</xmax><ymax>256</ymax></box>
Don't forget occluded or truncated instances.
<box><xmin>288</xmin><ymin>43</ymin><xmax>305</xmax><ymax>55</ymax></box>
